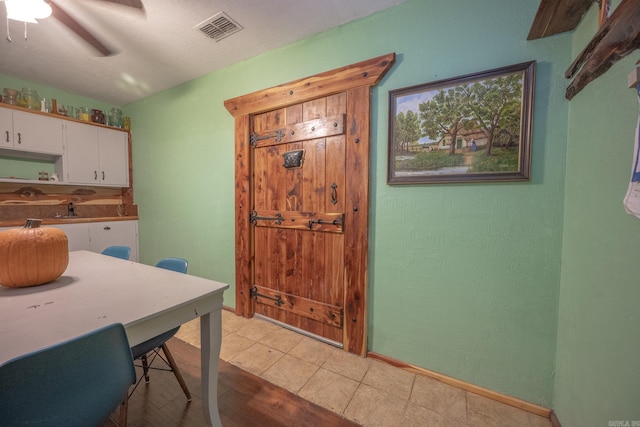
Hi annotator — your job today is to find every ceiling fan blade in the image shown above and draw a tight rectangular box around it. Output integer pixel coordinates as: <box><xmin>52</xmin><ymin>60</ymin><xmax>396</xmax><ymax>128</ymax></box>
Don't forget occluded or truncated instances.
<box><xmin>96</xmin><ymin>0</ymin><xmax>144</xmax><ymax>11</ymax></box>
<box><xmin>46</xmin><ymin>0</ymin><xmax>114</xmax><ymax>56</ymax></box>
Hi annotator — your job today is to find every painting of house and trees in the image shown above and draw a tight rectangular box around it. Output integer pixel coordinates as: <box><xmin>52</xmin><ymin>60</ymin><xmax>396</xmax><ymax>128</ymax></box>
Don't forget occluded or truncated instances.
<box><xmin>387</xmin><ymin>61</ymin><xmax>535</xmax><ymax>184</ymax></box>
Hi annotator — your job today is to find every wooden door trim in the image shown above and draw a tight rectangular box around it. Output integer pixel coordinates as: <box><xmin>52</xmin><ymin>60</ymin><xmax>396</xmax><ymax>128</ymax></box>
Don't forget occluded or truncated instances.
<box><xmin>224</xmin><ymin>53</ymin><xmax>395</xmax><ymax>117</ymax></box>
<box><xmin>226</xmin><ymin>53</ymin><xmax>395</xmax><ymax>355</ymax></box>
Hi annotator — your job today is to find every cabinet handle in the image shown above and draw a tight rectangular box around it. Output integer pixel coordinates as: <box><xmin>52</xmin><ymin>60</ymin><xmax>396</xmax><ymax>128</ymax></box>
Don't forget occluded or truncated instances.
<box><xmin>102</xmin><ymin>171</ymin><xmax>105</xmax><ymax>181</ymax></box>
<box><xmin>94</xmin><ymin>171</ymin><xmax>98</xmax><ymax>180</ymax></box>
<box><xmin>17</xmin><ymin>132</ymin><xmax>21</xmax><ymax>144</ymax></box>
<box><xmin>103</xmin><ymin>226</ymin><xmax>111</xmax><ymax>230</ymax></box>
<box><xmin>4</xmin><ymin>130</ymin><xmax>8</xmax><ymax>143</ymax></box>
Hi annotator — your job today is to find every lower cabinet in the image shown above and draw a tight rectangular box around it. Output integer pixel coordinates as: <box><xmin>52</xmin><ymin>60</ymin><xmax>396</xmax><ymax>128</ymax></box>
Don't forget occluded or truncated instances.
<box><xmin>87</xmin><ymin>221</ymin><xmax>138</xmax><ymax>262</ymax></box>
<box><xmin>50</xmin><ymin>223</ymin><xmax>91</xmax><ymax>251</ymax></box>
<box><xmin>0</xmin><ymin>220</ymin><xmax>140</xmax><ymax>262</ymax></box>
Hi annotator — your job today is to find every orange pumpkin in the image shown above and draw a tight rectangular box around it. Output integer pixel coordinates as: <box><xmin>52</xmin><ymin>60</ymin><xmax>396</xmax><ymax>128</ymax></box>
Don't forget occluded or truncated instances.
<box><xmin>0</xmin><ymin>219</ymin><xmax>69</xmax><ymax>287</ymax></box>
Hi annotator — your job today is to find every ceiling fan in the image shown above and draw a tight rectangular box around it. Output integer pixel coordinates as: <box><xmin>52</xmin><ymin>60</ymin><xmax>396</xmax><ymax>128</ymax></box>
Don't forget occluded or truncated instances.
<box><xmin>47</xmin><ymin>0</ymin><xmax>145</xmax><ymax>56</ymax></box>
<box><xmin>3</xmin><ymin>0</ymin><xmax>144</xmax><ymax>56</ymax></box>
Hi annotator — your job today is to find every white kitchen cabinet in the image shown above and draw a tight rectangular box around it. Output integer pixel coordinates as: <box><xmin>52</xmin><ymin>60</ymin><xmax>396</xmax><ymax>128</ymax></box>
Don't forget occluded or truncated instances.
<box><xmin>0</xmin><ymin>107</ymin><xmax>12</xmax><ymax>149</ymax></box>
<box><xmin>97</xmin><ymin>127</ymin><xmax>129</xmax><ymax>186</ymax></box>
<box><xmin>64</xmin><ymin>121</ymin><xmax>129</xmax><ymax>187</ymax></box>
<box><xmin>12</xmin><ymin>110</ymin><xmax>64</xmax><ymax>155</ymax></box>
<box><xmin>88</xmin><ymin>221</ymin><xmax>138</xmax><ymax>262</ymax></box>
<box><xmin>1</xmin><ymin>220</ymin><xmax>139</xmax><ymax>262</ymax></box>
<box><xmin>0</xmin><ymin>224</ymin><xmax>91</xmax><ymax>252</ymax></box>
<box><xmin>49</xmin><ymin>223</ymin><xmax>91</xmax><ymax>251</ymax></box>
<box><xmin>0</xmin><ymin>106</ymin><xmax>63</xmax><ymax>155</ymax></box>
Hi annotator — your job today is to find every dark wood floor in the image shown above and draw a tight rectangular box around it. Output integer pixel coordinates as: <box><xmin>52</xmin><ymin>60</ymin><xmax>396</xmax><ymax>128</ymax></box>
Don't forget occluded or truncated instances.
<box><xmin>104</xmin><ymin>337</ymin><xmax>360</xmax><ymax>427</ymax></box>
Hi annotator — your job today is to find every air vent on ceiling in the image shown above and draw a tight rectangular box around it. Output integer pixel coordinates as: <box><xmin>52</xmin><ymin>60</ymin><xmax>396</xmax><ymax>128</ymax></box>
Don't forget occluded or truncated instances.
<box><xmin>195</xmin><ymin>12</ymin><xmax>243</xmax><ymax>42</ymax></box>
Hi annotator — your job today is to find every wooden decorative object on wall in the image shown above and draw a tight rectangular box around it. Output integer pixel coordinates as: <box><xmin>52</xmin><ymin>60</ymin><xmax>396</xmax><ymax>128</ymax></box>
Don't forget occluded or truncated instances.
<box><xmin>565</xmin><ymin>0</ymin><xmax>640</xmax><ymax>100</ymax></box>
<box><xmin>527</xmin><ymin>0</ymin><xmax>593</xmax><ymax>40</ymax></box>
<box><xmin>528</xmin><ymin>0</ymin><xmax>640</xmax><ymax>100</ymax></box>
<box><xmin>225</xmin><ymin>53</ymin><xmax>395</xmax><ymax>356</ymax></box>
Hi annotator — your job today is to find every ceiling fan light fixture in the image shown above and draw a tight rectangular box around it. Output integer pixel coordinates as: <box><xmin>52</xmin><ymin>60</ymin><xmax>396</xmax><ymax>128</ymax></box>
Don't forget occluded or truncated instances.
<box><xmin>5</xmin><ymin>0</ymin><xmax>52</xmax><ymax>23</ymax></box>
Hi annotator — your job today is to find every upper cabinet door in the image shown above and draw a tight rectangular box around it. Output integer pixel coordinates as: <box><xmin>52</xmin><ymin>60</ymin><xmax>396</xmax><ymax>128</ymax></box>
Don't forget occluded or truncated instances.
<box><xmin>0</xmin><ymin>108</ymin><xmax>12</xmax><ymax>149</ymax></box>
<box><xmin>65</xmin><ymin>123</ymin><xmax>129</xmax><ymax>187</ymax></box>
<box><xmin>65</xmin><ymin>121</ymin><xmax>100</xmax><ymax>184</ymax></box>
<box><xmin>97</xmin><ymin>128</ymin><xmax>129</xmax><ymax>187</ymax></box>
<box><xmin>12</xmin><ymin>110</ymin><xmax>63</xmax><ymax>154</ymax></box>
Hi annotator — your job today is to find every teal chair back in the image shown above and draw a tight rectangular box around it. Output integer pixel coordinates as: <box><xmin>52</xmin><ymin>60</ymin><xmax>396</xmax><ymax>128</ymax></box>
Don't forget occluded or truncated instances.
<box><xmin>0</xmin><ymin>323</ymin><xmax>135</xmax><ymax>427</ymax></box>
<box><xmin>155</xmin><ymin>257</ymin><xmax>188</xmax><ymax>273</ymax></box>
<box><xmin>127</xmin><ymin>257</ymin><xmax>192</xmax><ymax>404</ymax></box>
<box><xmin>101</xmin><ymin>245</ymin><xmax>131</xmax><ymax>260</ymax></box>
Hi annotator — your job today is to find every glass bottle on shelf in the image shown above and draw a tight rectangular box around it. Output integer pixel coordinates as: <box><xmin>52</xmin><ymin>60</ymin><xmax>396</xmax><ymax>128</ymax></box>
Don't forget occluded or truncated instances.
<box><xmin>18</xmin><ymin>88</ymin><xmax>40</xmax><ymax>110</ymax></box>
<box><xmin>108</xmin><ymin>108</ymin><xmax>123</xmax><ymax>128</ymax></box>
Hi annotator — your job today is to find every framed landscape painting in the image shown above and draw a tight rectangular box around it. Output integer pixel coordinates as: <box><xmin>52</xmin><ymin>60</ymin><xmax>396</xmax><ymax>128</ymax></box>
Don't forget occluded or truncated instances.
<box><xmin>388</xmin><ymin>61</ymin><xmax>535</xmax><ymax>184</ymax></box>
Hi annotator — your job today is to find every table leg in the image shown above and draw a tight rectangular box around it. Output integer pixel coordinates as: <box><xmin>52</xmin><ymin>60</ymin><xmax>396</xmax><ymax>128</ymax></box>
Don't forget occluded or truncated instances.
<box><xmin>200</xmin><ymin>310</ymin><xmax>222</xmax><ymax>427</ymax></box>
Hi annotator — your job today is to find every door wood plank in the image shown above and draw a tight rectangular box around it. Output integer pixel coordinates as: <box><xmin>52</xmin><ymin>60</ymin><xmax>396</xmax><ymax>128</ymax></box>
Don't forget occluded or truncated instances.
<box><xmin>251</xmin><ymin>114</ymin><xmax>346</xmax><ymax>148</ymax></box>
<box><xmin>251</xmin><ymin>210</ymin><xmax>344</xmax><ymax>233</ymax></box>
<box><xmin>252</xmin><ymin>285</ymin><xmax>343</xmax><ymax>328</ymax></box>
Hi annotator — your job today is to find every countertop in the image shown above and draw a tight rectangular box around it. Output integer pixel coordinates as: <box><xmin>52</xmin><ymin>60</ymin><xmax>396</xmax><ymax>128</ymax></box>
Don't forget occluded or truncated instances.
<box><xmin>0</xmin><ymin>216</ymin><xmax>139</xmax><ymax>228</ymax></box>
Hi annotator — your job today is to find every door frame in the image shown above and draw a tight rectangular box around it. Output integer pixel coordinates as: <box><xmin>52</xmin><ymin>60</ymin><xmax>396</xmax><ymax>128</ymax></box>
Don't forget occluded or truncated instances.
<box><xmin>225</xmin><ymin>53</ymin><xmax>395</xmax><ymax>355</ymax></box>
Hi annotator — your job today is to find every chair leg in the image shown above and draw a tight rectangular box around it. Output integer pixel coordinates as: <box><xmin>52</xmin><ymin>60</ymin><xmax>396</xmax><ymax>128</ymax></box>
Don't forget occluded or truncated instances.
<box><xmin>119</xmin><ymin>397</ymin><xmax>128</xmax><ymax>427</ymax></box>
<box><xmin>141</xmin><ymin>355</ymin><xmax>150</xmax><ymax>383</ymax></box>
<box><xmin>160</xmin><ymin>343</ymin><xmax>191</xmax><ymax>401</ymax></box>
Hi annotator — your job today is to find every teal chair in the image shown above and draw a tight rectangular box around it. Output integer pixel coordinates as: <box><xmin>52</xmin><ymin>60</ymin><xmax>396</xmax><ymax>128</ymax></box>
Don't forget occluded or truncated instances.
<box><xmin>0</xmin><ymin>323</ymin><xmax>135</xmax><ymax>427</ymax></box>
<box><xmin>128</xmin><ymin>258</ymin><xmax>191</xmax><ymax>401</ymax></box>
<box><xmin>101</xmin><ymin>245</ymin><xmax>131</xmax><ymax>260</ymax></box>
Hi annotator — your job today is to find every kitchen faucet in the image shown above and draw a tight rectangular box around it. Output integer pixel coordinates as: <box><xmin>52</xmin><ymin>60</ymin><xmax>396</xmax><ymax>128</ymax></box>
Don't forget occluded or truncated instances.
<box><xmin>67</xmin><ymin>202</ymin><xmax>77</xmax><ymax>217</ymax></box>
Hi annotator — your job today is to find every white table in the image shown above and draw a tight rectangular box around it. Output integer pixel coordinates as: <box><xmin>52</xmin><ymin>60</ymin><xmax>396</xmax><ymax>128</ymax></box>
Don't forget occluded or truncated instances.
<box><xmin>0</xmin><ymin>250</ymin><xmax>229</xmax><ymax>426</ymax></box>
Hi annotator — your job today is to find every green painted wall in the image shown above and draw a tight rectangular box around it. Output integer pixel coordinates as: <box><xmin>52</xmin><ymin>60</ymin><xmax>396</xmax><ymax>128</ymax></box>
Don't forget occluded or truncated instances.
<box><xmin>0</xmin><ymin>75</ymin><xmax>113</xmax><ymax>112</ymax></box>
<box><xmin>13</xmin><ymin>0</ymin><xmax>638</xmax><ymax>418</ymax></box>
<box><xmin>553</xmin><ymin>3</ymin><xmax>640</xmax><ymax>426</ymax></box>
<box><xmin>125</xmin><ymin>0</ymin><xmax>568</xmax><ymax>407</ymax></box>
<box><xmin>0</xmin><ymin>156</ymin><xmax>55</xmax><ymax>180</ymax></box>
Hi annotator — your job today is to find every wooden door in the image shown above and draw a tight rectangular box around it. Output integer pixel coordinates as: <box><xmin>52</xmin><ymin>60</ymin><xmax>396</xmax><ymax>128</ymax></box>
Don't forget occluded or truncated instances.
<box><xmin>225</xmin><ymin>53</ymin><xmax>395</xmax><ymax>355</ymax></box>
<box><xmin>250</xmin><ymin>94</ymin><xmax>347</xmax><ymax>344</ymax></box>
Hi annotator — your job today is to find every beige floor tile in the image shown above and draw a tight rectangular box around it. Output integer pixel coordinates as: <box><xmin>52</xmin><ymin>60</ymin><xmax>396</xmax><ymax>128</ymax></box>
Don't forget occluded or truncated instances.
<box><xmin>362</xmin><ymin>360</ymin><xmax>415</xmax><ymax>401</ymax></box>
<box><xmin>298</xmin><ymin>368</ymin><xmax>359</xmax><ymax>415</ymax></box>
<box><xmin>404</xmin><ymin>401</ymin><xmax>468</xmax><ymax>427</ymax></box>
<box><xmin>289</xmin><ymin>335</ymin><xmax>339</xmax><ymax>366</ymax></box>
<box><xmin>229</xmin><ymin>342</ymin><xmax>284</xmax><ymax>376</ymax></box>
<box><xmin>174</xmin><ymin>319</ymin><xmax>200</xmax><ymax>347</ymax></box>
<box><xmin>177</xmin><ymin>312</ymin><xmax>545</xmax><ymax>427</ymax></box>
<box><xmin>221</xmin><ymin>310</ymin><xmax>251</xmax><ymax>332</ymax></box>
<box><xmin>410</xmin><ymin>375</ymin><xmax>467</xmax><ymax>422</ymax></box>
<box><xmin>261</xmin><ymin>354</ymin><xmax>319</xmax><ymax>394</ymax></box>
<box><xmin>322</xmin><ymin>349</ymin><xmax>372</xmax><ymax>382</ymax></box>
<box><xmin>467</xmin><ymin>393</ymin><xmax>531</xmax><ymax>427</ymax></box>
<box><xmin>343</xmin><ymin>383</ymin><xmax>406</xmax><ymax>427</ymax></box>
<box><xmin>257</xmin><ymin>324</ymin><xmax>305</xmax><ymax>353</ymax></box>
<box><xmin>234</xmin><ymin>317</ymin><xmax>281</xmax><ymax>342</ymax></box>
<box><xmin>219</xmin><ymin>332</ymin><xmax>255</xmax><ymax>361</ymax></box>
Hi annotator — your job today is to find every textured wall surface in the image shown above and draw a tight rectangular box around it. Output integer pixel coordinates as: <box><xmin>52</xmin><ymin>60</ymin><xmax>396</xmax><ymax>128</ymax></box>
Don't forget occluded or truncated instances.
<box><xmin>553</xmin><ymin>4</ymin><xmax>640</xmax><ymax>426</ymax></box>
<box><xmin>5</xmin><ymin>0</ymin><xmax>639</xmax><ymax>420</ymax></box>
<box><xmin>125</xmin><ymin>0</ymin><xmax>568</xmax><ymax>407</ymax></box>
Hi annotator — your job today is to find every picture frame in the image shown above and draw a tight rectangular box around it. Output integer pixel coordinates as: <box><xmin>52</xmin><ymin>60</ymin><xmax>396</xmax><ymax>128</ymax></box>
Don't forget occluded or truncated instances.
<box><xmin>387</xmin><ymin>61</ymin><xmax>535</xmax><ymax>184</ymax></box>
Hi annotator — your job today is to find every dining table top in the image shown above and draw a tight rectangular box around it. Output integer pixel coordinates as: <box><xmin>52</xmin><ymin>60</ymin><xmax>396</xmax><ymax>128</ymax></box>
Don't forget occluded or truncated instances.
<box><xmin>0</xmin><ymin>250</ymin><xmax>229</xmax><ymax>365</ymax></box>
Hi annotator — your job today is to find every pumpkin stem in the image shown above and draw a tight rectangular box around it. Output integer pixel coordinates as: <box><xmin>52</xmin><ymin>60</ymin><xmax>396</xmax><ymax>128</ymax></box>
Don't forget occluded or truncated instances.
<box><xmin>24</xmin><ymin>218</ymin><xmax>42</xmax><ymax>229</ymax></box>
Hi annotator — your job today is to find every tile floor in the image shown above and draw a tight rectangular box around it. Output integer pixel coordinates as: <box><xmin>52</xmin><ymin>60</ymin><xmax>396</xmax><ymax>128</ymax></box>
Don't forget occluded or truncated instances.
<box><xmin>175</xmin><ymin>310</ymin><xmax>552</xmax><ymax>427</ymax></box>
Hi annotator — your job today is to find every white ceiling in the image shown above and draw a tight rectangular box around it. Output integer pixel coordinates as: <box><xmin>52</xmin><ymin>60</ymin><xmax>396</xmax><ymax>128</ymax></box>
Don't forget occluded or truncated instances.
<box><xmin>0</xmin><ymin>0</ymin><xmax>408</xmax><ymax>106</ymax></box>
